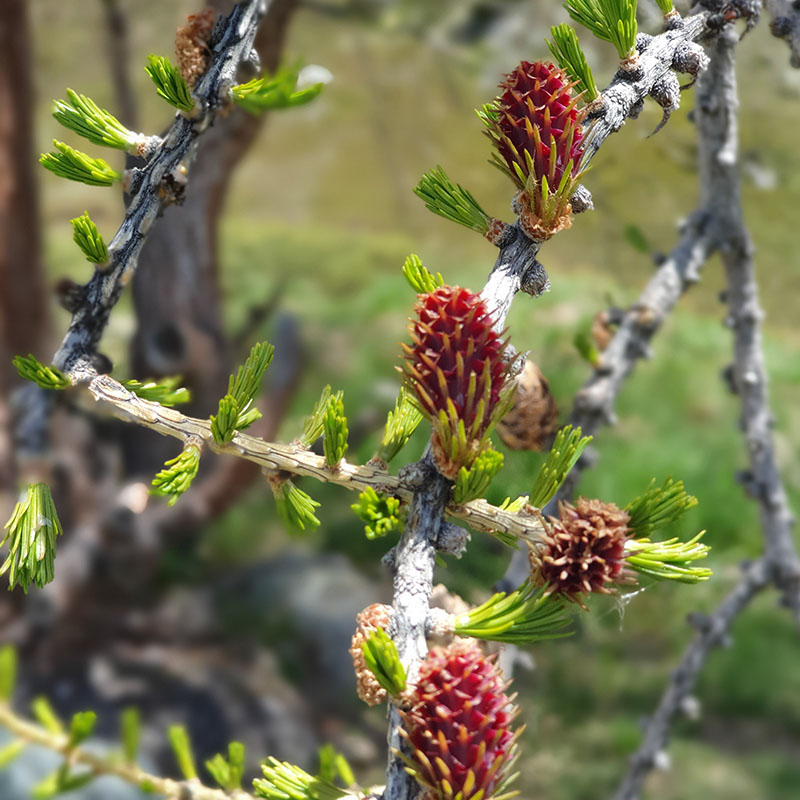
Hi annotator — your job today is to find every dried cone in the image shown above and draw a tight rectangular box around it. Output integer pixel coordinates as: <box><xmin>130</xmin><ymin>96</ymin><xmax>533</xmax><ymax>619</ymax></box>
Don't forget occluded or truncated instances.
<box><xmin>350</xmin><ymin>603</ymin><xmax>393</xmax><ymax>706</ymax></box>
<box><xmin>401</xmin><ymin>286</ymin><xmax>515</xmax><ymax>479</ymax></box>
<box><xmin>591</xmin><ymin>311</ymin><xmax>614</xmax><ymax>352</ymax></box>
<box><xmin>175</xmin><ymin>8</ymin><xmax>218</xmax><ymax>88</ymax></box>
<box><xmin>496</xmin><ymin>360</ymin><xmax>558</xmax><ymax>451</ymax></box>
<box><xmin>401</xmin><ymin>641</ymin><xmax>520</xmax><ymax>800</ymax></box>
<box><xmin>533</xmin><ymin>498</ymin><xmax>634</xmax><ymax>607</ymax></box>
<box><xmin>483</xmin><ymin>61</ymin><xmax>585</xmax><ymax>241</ymax></box>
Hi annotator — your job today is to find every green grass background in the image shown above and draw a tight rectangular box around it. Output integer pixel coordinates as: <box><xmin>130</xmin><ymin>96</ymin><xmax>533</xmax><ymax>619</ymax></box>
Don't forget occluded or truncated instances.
<box><xmin>30</xmin><ymin>1</ymin><xmax>800</xmax><ymax>797</ymax></box>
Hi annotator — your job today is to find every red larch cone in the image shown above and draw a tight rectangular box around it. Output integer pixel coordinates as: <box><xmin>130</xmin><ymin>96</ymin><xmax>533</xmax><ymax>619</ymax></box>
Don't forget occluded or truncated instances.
<box><xmin>401</xmin><ymin>641</ymin><xmax>521</xmax><ymax>800</ymax></box>
<box><xmin>482</xmin><ymin>60</ymin><xmax>585</xmax><ymax>241</ymax></box>
<box><xmin>401</xmin><ymin>285</ymin><xmax>515</xmax><ymax>479</ymax></box>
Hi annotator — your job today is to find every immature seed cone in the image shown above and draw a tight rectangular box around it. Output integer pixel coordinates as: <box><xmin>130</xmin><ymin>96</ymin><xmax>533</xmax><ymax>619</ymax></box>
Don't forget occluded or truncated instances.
<box><xmin>533</xmin><ymin>498</ymin><xmax>634</xmax><ymax>607</ymax></box>
<box><xmin>484</xmin><ymin>61</ymin><xmax>584</xmax><ymax>240</ymax></box>
<box><xmin>401</xmin><ymin>286</ymin><xmax>514</xmax><ymax>479</ymax></box>
<box><xmin>496</xmin><ymin>360</ymin><xmax>558</xmax><ymax>451</ymax></box>
<box><xmin>401</xmin><ymin>641</ymin><xmax>520</xmax><ymax>800</ymax></box>
<box><xmin>350</xmin><ymin>603</ymin><xmax>393</xmax><ymax>706</ymax></box>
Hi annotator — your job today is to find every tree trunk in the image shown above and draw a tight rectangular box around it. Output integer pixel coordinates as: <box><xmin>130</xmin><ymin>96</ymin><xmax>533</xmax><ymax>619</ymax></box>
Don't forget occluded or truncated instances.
<box><xmin>0</xmin><ymin>0</ymin><xmax>52</xmax><ymax>496</ymax></box>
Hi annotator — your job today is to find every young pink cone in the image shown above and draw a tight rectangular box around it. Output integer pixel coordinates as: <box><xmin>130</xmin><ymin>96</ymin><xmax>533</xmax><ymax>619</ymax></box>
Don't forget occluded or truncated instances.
<box><xmin>401</xmin><ymin>286</ymin><xmax>515</xmax><ymax>479</ymax></box>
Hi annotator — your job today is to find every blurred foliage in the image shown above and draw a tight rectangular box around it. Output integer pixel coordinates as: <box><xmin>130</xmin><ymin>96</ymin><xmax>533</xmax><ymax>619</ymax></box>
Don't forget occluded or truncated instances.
<box><xmin>30</xmin><ymin>0</ymin><xmax>800</xmax><ymax>797</ymax></box>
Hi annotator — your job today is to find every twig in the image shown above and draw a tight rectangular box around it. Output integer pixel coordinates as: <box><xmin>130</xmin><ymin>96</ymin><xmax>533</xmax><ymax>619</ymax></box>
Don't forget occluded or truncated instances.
<box><xmin>53</xmin><ymin>1</ymin><xmax>265</xmax><ymax>376</ymax></box>
<box><xmin>82</xmin><ymin>372</ymin><xmax>548</xmax><ymax>544</ymax></box>
<box><xmin>764</xmin><ymin>0</ymin><xmax>800</xmax><ymax>66</ymax></box>
<box><xmin>611</xmin><ymin>556</ymin><xmax>771</xmax><ymax>800</ymax></box>
<box><xmin>0</xmin><ymin>701</ymin><xmax>255</xmax><ymax>800</ymax></box>
<box><xmin>612</xmin><ymin>25</ymin><xmax>800</xmax><ymax>800</ymax></box>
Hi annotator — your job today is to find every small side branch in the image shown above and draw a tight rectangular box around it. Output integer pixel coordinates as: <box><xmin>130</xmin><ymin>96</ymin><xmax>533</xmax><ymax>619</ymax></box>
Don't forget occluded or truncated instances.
<box><xmin>53</xmin><ymin>0</ymin><xmax>266</xmax><ymax>376</ymax></box>
<box><xmin>611</xmin><ymin>556</ymin><xmax>771</xmax><ymax>800</ymax></box>
<box><xmin>84</xmin><ymin>373</ymin><xmax>547</xmax><ymax>544</ymax></box>
<box><xmin>0</xmin><ymin>701</ymin><xmax>255</xmax><ymax>800</ymax></box>
<box><xmin>765</xmin><ymin>0</ymin><xmax>800</xmax><ymax>66</ymax></box>
<box><xmin>612</xmin><ymin>25</ymin><xmax>800</xmax><ymax>800</ymax></box>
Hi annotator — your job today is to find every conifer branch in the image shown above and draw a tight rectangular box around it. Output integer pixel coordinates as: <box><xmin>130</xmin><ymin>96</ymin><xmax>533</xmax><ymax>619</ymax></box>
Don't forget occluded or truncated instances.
<box><xmin>0</xmin><ymin>699</ymin><xmax>257</xmax><ymax>800</ymax></box>
<box><xmin>80</xmin><ymin>372</ymin><xmax>547</xmax><ymax>544</ymax></box>
<box><xmin>40</xmin><ymin>0</ymin><xmax>270</xmax><ymax>383</ymax></box>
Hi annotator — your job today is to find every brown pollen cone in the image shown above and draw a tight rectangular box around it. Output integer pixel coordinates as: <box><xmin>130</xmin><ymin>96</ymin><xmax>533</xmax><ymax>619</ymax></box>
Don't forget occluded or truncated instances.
<box><xmin>496</xmin><ymin>359</ymin><xmax>558</xmax><ymax>451</ymax></box>
<box><xmin>533</xmin><ymin>498</ymin><xmax>634</xmax><ymax>607</ymax></box>
<box><xmin>349</xmin><ymin>603</ymin><xmax>393</xmax><ymax>706</ymax></box>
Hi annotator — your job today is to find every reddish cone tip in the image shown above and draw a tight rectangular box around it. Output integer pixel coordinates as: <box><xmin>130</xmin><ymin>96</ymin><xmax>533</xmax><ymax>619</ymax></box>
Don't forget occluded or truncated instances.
<box><xmin>401</xmin><ymin>641</ymin><xmax>519</xmax><ymax>800</ymax></box>
<box><xmin>401</xmin><ymin>286</ymin><xmax>513</xmax><ymax>478</ymax></box>
<box><xmin>483</xmin><ymin>60</ymin><xmax>585</xmax><ymax>239</ymax></box>
<box><xmin>534</xmin><ymin>498</ymin><xmax>634</xmax><ymax>607</ymax></box>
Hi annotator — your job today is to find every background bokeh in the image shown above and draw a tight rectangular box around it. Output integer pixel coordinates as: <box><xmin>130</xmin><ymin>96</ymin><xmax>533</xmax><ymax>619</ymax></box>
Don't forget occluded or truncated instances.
<box><xmin>4</xmin><ymin>0</ymin><xmax>800</xmax><ymax>797</ymax></box>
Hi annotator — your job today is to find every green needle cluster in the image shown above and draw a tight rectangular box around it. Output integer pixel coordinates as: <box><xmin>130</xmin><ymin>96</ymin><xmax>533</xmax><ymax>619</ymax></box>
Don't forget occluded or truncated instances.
<box><xmin>151</xmin><ymin>443</ymin><xmax>201</xmax><ymax>506</ymax></box>
<box><xmin>413</xmin><ymin>166</ymin><xmax>492</xmax><ymax>234</ymax></box>
<box><xmin>625</xmin><ymin>532</ymin><xmax>712</xmax><ymax>583</ymax></box>
<box><xmin>452</xmin><ymin>448</ymin><xmax>504</xmax><ymax>505</ymax></box>
<box><xmin>454</xmin><ymin>580</ymin><xmax>573</xmax><ymax>644</ymax></box>
<box><xmin>232</xmin><ymin>66</ymin><xmax>324</xmax><ymax>114</ymax></box>
<box><xmin>13</xmin><ymin>355</ymin><xmax>70</xmax><ymax>391</ymax></box>
<box><xmin>53</xmin><ymin>89</ymin><xmax>139</xmax><ymax>151</ymax></box>
<box><xmin>300</xmin><ymin>385</ymin><xmax>341</xmax><ymax>448</ymax></box>
<box><xmin>376</xmin><ymin>387</ymin><xmax>423</xmax><ymax>463</ymax></box>
<box><xmin>529</xmin><ymin>425</ymin><xmax>592</xmax><ymax>509</ymax></box>
<box><xmin>274</xmin><ymin>480</ymin><xmax>322</xmax><ymax>533</ymax></box>
<box><xmin>401</xmin><ymin>254</ymin><xmax>444</xmax><ymax>295</ymax></box>
<box><xmin>206</xmin><ymin>742</ymin><xmax>246</xmax><ymax>792</ymax></box>
<box><xmin>323</xmin><ymin>393</ymin><xmax>349</xmax><ymax>466</ymax></box>
<box><xmin>547</xmin><ymin>24</ymin><xmax>599</xmax><ymax>101</ymax></box>
<box><xmin>210</xmin><ymin>341</ymin><xmax>274</xmax><ymax>444</ymax></box>
<box><xmin>254</xmin><ymin>757</ymin><xmax>349</xmax><ymax>800</ymax></box>
<box><xmin>124</xmin><ymin>376</ymin><xmax>190</xmax><ymax>407</ymax></box>
<box><xmin>626</xmin><ymin>477</ymin><xmax>698</xmax><ymax>538</ymax></box>
<box><xmin>1</xmin><ymin>484</ymin><xmax>64</xmax><ymax>593</ymax></box>
<box><xmin>145</xmin><ymin>54</ymin><xmax>195</xmax><ymax>112</ymax></box>
<box><xmin>565</xmin><ymin>0</ymin><xmax>639</xmax><ymax>60</ymax></box>
<box><xmin>360</xmin><ymin>628</ymin><xmax>407</xmax><ymax>697</ymax></box>
<box><xmin>70</xmin><ymin>212</ymin><xmax>109</xmax><ymax>265</ymax></box>
<box><xmin>40</xmin><ymin>140</ymin><xmax>121</xmax><ymax>186</ymax></box>
<box><xmin>351</xmin><ymin>488</ymin><xmax>405</xmax><ymax>540</ymax></box>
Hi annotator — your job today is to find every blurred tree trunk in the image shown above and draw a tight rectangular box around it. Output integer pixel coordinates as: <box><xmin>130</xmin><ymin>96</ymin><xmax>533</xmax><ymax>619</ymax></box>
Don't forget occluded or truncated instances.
<box><xmin>0</xmin><ymin>0</ymin><xmax>52</xmax><ymax>495</ymax></box>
